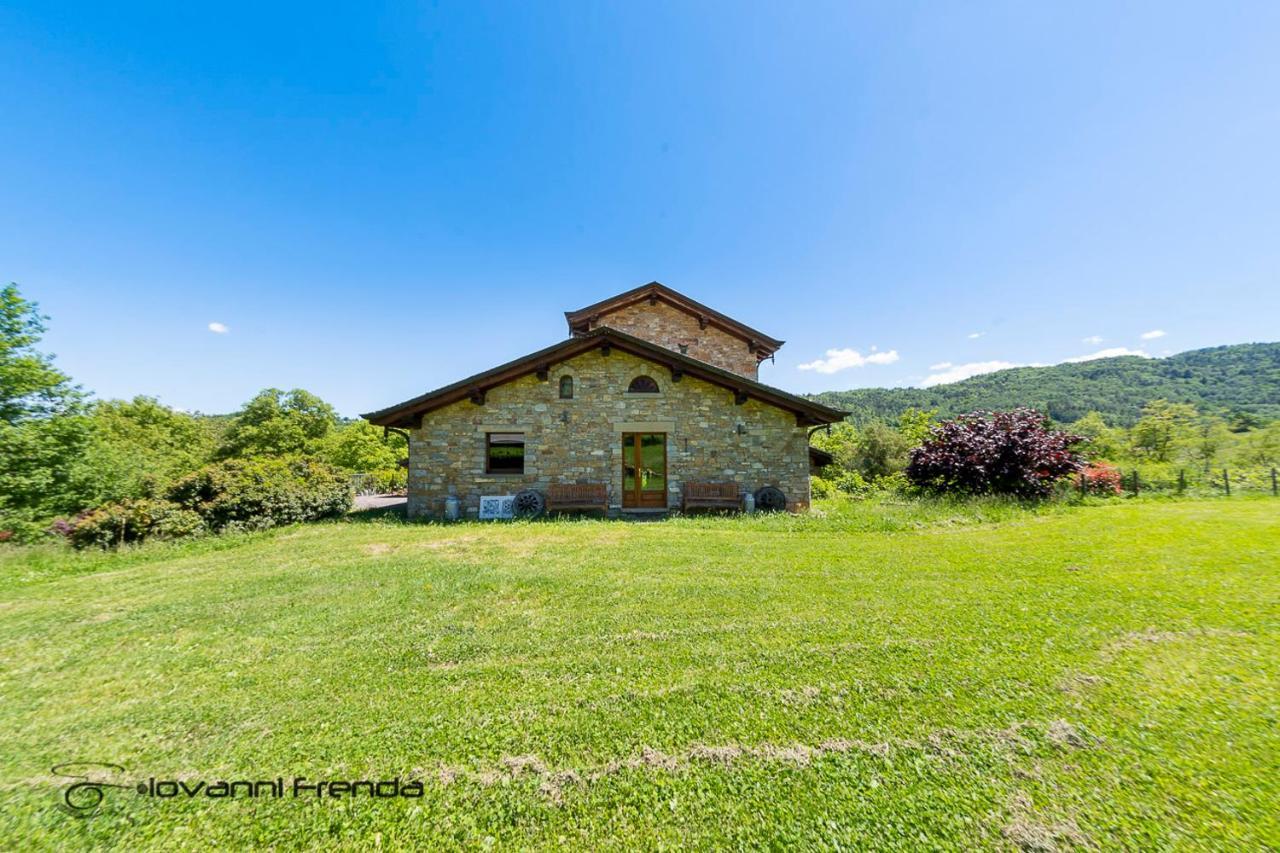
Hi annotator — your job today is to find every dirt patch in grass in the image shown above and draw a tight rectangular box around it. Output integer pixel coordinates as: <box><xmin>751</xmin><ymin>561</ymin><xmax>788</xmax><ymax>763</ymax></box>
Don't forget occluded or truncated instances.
<box><xmin>779</xmin><ymin>685</ymin><xmax>823</xmax><ymax>707</ymax></box>
<box><xmin>1104</xmin><ymin>626</ymin><xmax>1250</xmax><ymax>657</ymax></box>
<box><xmin>416</xmin><ymin>534</ymin><xmax>483</xmax><ymax>551</ymax></box>
<box><xmin>1002</xmin><ymin>816</ymin><xmax>1089</xmax><ymax>852</ymax></box>
<box><xmin>425</xmin><ymin>719</ymin><xmax>1088</xmax><ymax>802</ymax></box>
<box><xmin>637</xmin><ymin>746</ymin><xmax>679</xmax><ymax>770</ymax></box>
<box><xmin>1002</xmin><ymin>792</ymin><xmax>1090</xmax><ymax>851</ymax></box>
<box><xmin>500</xmin><ymin>754</ymin><xmax>547</xmax><ymax>776</ymax></box>
<box><xmin>1046</xmin><ymin>720</ymin><xmax>1091</xmax><ymax>750</ymax></box>
<box><xmin>1057</xmin><ymin>673</ymin><xmax>1104</xmax><ymax>695</ymax></box>
<box><xmin>78</xmin><ymin>610</ymin><xmax>119</xmax><ymax>624</ymax></box>
<box><xmin>688</xmin><ymin>744</ymin><xmax>745</xmax><ymax>764</ymax></box>
<box><xmin>361</xmin><ymin>543</ymin><xmax>393</xmax><ymax>556</ymax></box>
<box><xmin>995</xmin><ymin>723</ymin><xmax>1037</xmax><ymax>754</ymax></box>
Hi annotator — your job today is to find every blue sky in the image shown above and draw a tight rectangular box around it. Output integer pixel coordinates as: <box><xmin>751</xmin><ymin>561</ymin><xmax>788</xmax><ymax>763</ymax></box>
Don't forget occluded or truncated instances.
<box><xmin>3</xmin><ymin>2</ymin><xmax>1277</xmax><ymax>416</ymax></box>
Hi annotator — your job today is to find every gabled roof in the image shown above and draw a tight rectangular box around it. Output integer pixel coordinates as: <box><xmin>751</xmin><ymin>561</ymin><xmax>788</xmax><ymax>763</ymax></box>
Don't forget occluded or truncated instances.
<box><xmin>564</xmin><ymin>281</ymin><xmax>785</xmax><ymax>359</ymax></box>
<box><xmin>361</xmin><ymin>327</ymin><xmax>846</xmax><ymax>428</ymax></box>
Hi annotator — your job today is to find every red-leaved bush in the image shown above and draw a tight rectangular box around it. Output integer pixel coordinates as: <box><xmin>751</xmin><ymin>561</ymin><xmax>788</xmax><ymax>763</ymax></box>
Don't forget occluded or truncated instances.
<box><xmin>1080</xmin><ymin>463</ymin><xmax>1122</xmax><ymax>495</ymax></box>
<box><xmin>906</xmin><ymin>408</ymin><xmax>1085</xmax><ymax>498</ymax></box>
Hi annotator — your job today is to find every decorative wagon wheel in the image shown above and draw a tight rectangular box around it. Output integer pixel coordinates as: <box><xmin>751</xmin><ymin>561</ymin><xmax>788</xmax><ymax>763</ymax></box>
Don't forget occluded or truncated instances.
<box><xmin>513</xmin><ymin>489</ymin><xmax>546</xmax><ymax>519</ymax></box>
<box><xmin>754</xmin><ymin>486</ymin><xmax>787</xmax><ymax>513</ymax></box>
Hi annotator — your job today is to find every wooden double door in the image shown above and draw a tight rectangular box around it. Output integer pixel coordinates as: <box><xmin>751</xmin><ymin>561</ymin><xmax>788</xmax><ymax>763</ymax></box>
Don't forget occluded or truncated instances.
<box><xmin>621</xmin><ymin>432</ymin><xmax>667</xmax><ymax>508</ymax></box>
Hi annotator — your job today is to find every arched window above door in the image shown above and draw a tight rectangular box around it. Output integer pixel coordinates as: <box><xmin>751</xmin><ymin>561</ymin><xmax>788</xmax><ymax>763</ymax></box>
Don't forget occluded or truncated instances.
<box><xmin>627</xmin><ymin>375</ymin><xmax>660</xmax><ymax>394</ymax></box>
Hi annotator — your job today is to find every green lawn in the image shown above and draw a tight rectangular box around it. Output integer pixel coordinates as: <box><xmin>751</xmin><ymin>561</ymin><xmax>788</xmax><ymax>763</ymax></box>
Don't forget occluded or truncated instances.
<box><xmin>1</xmin><ymin>499</ymin><xmax>1276</xmax><ymax>850</ymax></box>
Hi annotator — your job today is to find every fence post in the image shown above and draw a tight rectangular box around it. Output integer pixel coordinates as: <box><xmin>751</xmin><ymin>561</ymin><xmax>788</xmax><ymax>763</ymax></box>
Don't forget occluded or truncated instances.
<box><xmin>1079</xmin><ymin>471</ymin><xmax>1086</xmax><ymax>497</ymax></box>
<box><xmin>1132</xmin><ymin>470</ymin><xmax>1139</xmax><ymax>496</ymax></box>
<box><xmin>1178</xmin><ymin>469</ymin><xmax>1186</xmax><ymax>493</ymax></box>
<box><xmin>1272</xmin><ymin>467</ymin><xmax>1278</xmax><ymax>496</ymax></box>
<box><xmin>1223</xmin><ymin>468</ymin><xmax>1230</xmax><ymax>496</ymax></box>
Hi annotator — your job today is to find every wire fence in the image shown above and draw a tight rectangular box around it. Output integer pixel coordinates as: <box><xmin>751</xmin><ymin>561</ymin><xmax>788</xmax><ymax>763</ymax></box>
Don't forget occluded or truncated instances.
<box><xmin>1077</xmin><ymin>466</ymin><xmax>1279</xmax><ymax>497</ymax></box>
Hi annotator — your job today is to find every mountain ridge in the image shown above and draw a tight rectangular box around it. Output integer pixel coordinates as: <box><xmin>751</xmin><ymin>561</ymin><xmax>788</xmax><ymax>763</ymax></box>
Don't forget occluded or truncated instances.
<box><xmin>811</xmin><ymin>342</ymin><xmax>1280</xmax><ymax>426</ymax></box>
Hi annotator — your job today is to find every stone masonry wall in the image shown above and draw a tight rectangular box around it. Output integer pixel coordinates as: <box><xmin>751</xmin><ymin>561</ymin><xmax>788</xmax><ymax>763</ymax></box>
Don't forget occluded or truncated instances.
<box><xmin>587</xmin><ymin>300</ymin><xmax>761</xmax><ymax>379</ymax></box>
<box><xmin>407</xmin><ymin>349</ymin><xmax>810</xmax><ymax>518</ymax></box>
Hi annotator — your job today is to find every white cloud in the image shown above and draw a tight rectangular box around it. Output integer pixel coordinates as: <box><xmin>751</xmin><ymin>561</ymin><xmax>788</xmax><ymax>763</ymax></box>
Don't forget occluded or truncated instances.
<box><xmin>1063</xmin><ymin>347</ymin><xmax>1148</xmax><ymax>363</ymax></box>
<box><xmin>1140</xmin><ymin>329</ymin><xmax>1166</xmax><ymax>340</ymax></box>
<box><xmin>208</xmin><ymin>322</ymin><xmax>229</xmax><ymax>334</ymax></box>
<box><xmin>1082</xmin><ymin>335</ymin><xmax>1103</xmax><ymax>345</ymax></box>
<box><xmin>797</xmin><ymin>347</ymin><xmax>900</xmax><ymax>374</ymax></box>
<box><xmin>921</xmin><ymin>360</ymin><xmax>1020</xmax><ymax>387</ymax></box>
<box><xmin>917</xmin><ymin>344</ymin><xmax>1154</xmax><ymax>388</ymax></box>
<box><xmin>967</xmin><ymin>331</ymin><xmax>984</xmax><ymax>339</ymax></box>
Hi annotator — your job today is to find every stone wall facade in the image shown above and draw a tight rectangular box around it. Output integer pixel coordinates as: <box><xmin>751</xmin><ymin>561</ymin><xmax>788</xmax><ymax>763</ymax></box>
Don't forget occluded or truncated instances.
<box><xmin>407</xmin><ymin>349</ymin><xmax>810</xmax><ymax>519</ymax></box>
<box><xmin>586</xmin><ymin>300</ymin><xmax>762</xmax><ymax>379</ymax></box>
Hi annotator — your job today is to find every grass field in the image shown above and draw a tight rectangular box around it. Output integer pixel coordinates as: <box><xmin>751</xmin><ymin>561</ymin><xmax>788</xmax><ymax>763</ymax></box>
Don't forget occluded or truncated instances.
<box><xmin>1</xmin><ymin>498</ymin><xmax>1276</xmax><ymax>850</ymax></box>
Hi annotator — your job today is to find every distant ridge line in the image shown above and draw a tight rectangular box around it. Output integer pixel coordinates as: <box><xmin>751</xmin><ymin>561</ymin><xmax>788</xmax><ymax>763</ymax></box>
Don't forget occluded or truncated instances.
<box><xmin>810</xmin><ymin>342</ymin><xmax>1280</xmax><ymax>426</ymax></box>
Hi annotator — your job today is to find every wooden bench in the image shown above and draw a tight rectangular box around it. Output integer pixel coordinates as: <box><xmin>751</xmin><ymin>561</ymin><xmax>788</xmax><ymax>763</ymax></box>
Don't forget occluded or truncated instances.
<box><xmin>546</xmin><ymin>483</ymin><xmax>609</xmax><ymax>515</ymax></box>
<box><xmin>682</xmin><ymin>482</ymin><xmax>741</xmax><ymax>512</ymax></box>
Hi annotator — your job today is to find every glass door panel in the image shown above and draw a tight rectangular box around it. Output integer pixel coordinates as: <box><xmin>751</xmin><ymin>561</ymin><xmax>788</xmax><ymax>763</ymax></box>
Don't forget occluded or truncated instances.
<box><xmin>621</xmin><ymin>432</ymin><xmax>666</xmax><ymax>508</ymax></box>
<box><xmin>639</xmin><ymin>433</ymin><xmax>666</xmax><ymax>500</ymax></box>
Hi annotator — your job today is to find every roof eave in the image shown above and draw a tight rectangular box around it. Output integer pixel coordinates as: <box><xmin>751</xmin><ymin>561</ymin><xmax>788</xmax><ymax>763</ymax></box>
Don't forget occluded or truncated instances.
<box><xmin>361</xmin><ymin>327</ymin><xmax>846</xmax><ymax>428</ymax></box>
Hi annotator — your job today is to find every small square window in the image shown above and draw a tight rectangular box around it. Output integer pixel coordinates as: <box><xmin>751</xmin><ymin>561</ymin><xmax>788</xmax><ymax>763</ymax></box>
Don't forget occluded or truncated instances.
<box><xmin>559</xmin><ymin>376</ymin><xmax>574</xmax><ymax>399</ymax></box>
<box><xmin>486</xmin><ymin>432</ymin><xmax>525</xmax><ymax>474</ymax></box>
<box><xmin>679</xmin><ymin>343</ymin><xmax>688</xmax><ymax>354</ymax></box>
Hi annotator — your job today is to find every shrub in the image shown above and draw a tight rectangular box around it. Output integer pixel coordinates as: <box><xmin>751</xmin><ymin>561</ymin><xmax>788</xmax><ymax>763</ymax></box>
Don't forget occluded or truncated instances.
<box><xmin>831</xmin><ymin>469</ymin><xmax>872</xmax><ymax>495</ymax></box>
<box><xmin>1081</xmin><ymin>463</ymin><xmax>1123</xmax><ymax>495</ymax></box>
<box><xmin>367</xmin><ymin>467</ymin><xmax>407</xmax><ymax>494</ymax></box>
<box><xmin>906</xmin><ymin>408</ymin><xmax>1085</xmax><ymax>498</ymax></box>
<box><xmin>68</xmin><ymin>499</ymin><xmax>205</xmax><ymax>549</ymax></box>
<box><xmin>810</xmin><ymin>475</ymin><xmax>836</xmax><ymax>500</ymax></box>
<box><xmin>2</xmin><ymin>515</ymin><xmax>68</xmax><ymax>545</ymax></box>
<box><xmin>165</xmin><ymin>457</ymin><xmax>352</xmax><ymax>532</ymax></box>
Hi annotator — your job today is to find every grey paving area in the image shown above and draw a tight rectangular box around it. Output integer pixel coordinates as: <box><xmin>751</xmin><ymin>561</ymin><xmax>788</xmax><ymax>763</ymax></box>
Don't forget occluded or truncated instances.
<box><xmin>353</xmin><ymin>494</ymin><xmax>407</xmax><ymax>511</ymax></box>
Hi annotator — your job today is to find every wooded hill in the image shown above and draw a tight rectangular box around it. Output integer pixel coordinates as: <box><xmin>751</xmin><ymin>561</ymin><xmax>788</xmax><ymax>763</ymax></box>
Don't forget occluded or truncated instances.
<box><xmin>812</xmin><ymin>342</ymin><xmax>1280</xmax><ymax>426</ymax></box>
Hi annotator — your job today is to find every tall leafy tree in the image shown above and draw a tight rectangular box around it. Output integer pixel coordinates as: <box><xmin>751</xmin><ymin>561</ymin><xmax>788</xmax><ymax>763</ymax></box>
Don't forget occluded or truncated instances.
<box><xmin>1070</xmin><ymin>411</ymin><xmax>1124</xmax><ymax>460</ymax></box>
<box><xmin>74</xmin><ymin>397</ymin><xmax>219</xmax><ymax>502</ymax></box>
<box><xmin>0</xmin><ymin>284</ymin><xmax>91</xmax><ymax>533</ymax></box>
<box><xmin>317</xmin><ymin>420</ymin><xmax>406</xmax><ymax>472</ymax></box>
<box><xmin>1234</xmin><ymin>422</ymin><xmax>1280</xmax><ymax>467</ymax></box>
<box><xmin>1130</xmin><ymin>399</ymin><xmax>1198</xmax><ymax>462</ymax></box>
<box><xmin>897</xmin><ymin>408</ymin><xmax>937</xmax><ymax>447</ymax></box>
<box><xmin>854</xmin><ymin>422</ymin><xmax>911</xmax><ymax>479</ymax></box>
<box><xmin>0</xmin><ymin>283</ymin><xmax>82</xmax><ymax>422</ymax></box>
<box><xmin>220</xmin><ymin>388</ymin><xmax>339</xmax><ymax>458</ymax></box>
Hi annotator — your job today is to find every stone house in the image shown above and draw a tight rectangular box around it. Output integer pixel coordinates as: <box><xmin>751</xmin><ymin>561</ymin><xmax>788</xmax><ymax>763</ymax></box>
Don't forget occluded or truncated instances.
<box><xmin>363</xmin><ymin>282</ymin><xmax>846</xmax><ymax>518</ymax></box>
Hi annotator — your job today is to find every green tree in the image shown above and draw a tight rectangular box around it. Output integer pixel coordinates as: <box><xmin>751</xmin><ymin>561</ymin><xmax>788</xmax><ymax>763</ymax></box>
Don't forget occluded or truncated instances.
<box><xmin>897</xmin><ymin>408</ymin><xmax>936</xmax><ymax>447</ymax></box>
<box><xmin>219</xmin><ymin>388</ymin><xmax>339</xmax><ymax>458</ymax></box>
<box><xmin>810</xmin><ymin>421</ymin><xmax>859</xmax><ymax>472</ymax></box>
<box><xmin>72</xmin><ymin>397</ymin><xmax>219</xmax><ymax>503</ymax></box>
<box><xmin>855</xmin><ymin>421</ymin><xmax>911</xmax><ymax>479</ymax></box>
<box><xmin>1130</xmin><ymin>399</ymin><xmax>1197</xmax><ymax>462</ymax></box>
<box><xmin>0</xmin><ymin>283</ymin><xmax>82</xmax><ymax>423</ymax></box>
<box><xmin>1226</xmin><ymin>410</ymin><xmax>1266</xmax><ymax>433</ymax></box>
<box><xmin>1188</xmin><ymin>415</ymin><xmax>1232</xmax><ymax>473</ymax></box>
<box><xmin>1071</xmin><ymin>411</ymin><xmax>1124</xmax><ymax>461</ymax></box>
<box><xmin>0</xmin><ymin>415</ymin><xmax>96</xmax><ymax>528</ymax></box>
<box><xmin>1234</xmin><ymin>422</ymin><xmax>1280</xmax><ymax>467</ymax></box>
<box><xmin>318</xmin><ymin>421</ymin><xmax>406</xmax><ymax>472</ymax></box>
<box><xmin>0</xmin><ymin>284</ymin><xmax>93</xmax><ymax>536</ymax></box>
